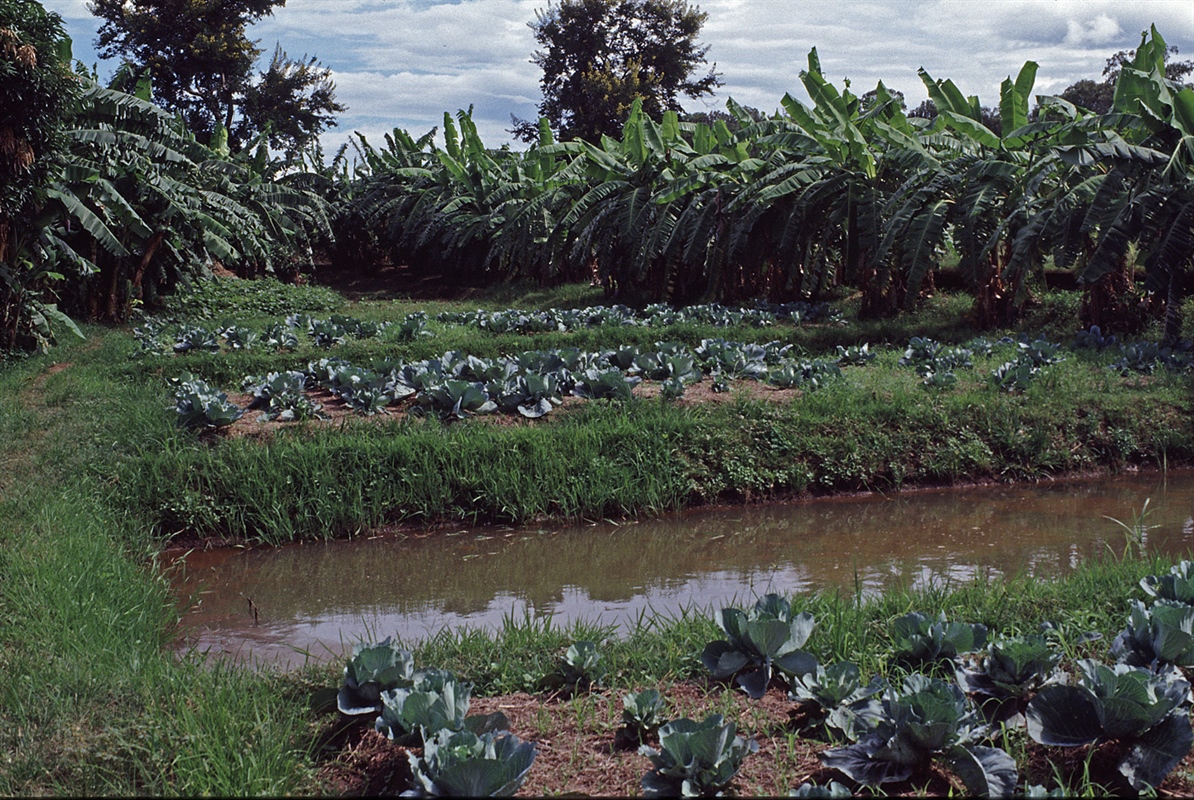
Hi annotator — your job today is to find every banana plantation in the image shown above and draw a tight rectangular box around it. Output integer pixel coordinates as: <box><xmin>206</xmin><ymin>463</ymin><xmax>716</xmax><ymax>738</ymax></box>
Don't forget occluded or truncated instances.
<box><xmin>4</xmin><ymin>12</ymin><xmax>1194</xmax><ymax>354</ymax></box>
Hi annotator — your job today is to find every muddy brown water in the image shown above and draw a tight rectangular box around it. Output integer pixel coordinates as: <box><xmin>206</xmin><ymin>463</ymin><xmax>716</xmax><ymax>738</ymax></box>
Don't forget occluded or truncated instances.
<box><xmin>165</xmin><ymin>471</ymin><xmax>1194</xmax><ymax>669</ymax></box>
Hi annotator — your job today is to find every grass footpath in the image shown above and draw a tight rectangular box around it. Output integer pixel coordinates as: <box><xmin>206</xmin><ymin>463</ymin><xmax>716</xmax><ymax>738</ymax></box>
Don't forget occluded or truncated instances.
<box><xmin>1</xmin><ymin>279</ymin><xmax>1194</xmax><ymax>793</ymax></box>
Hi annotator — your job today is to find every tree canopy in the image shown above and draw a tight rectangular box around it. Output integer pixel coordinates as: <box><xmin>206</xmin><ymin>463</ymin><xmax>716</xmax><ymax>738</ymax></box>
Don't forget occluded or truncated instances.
<box><xmin>513</xmin><ymin>0</ymin><xmax>721</xmax><ymax>143</ymax></box>
<box><xmin>1061</xmin><ymin>42</ymin><xmax>1193</xmax><ymax>114</ymax></box>
<box><xmin>88</xmin><ymin>0</ymin><xmax>343</xmax><ymax>154</ymax></box>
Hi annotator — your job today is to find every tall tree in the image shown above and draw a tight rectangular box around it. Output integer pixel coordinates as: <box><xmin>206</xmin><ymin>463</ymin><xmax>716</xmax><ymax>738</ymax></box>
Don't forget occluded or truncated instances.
<box><xmin>1060</xmin><ymin>42</ymin><xmax>1193</xmax><ymax>114</ymax></box>
<box><xmin>513</xmin><ymin>0</ymin><xmax>721</xmax><ymax>143</ymax></box>
<box><xmin>0</xmin><ymin>0</ymin><xmax>79</xmax><ymax>351</ymax></box>
<box><xmin>238</xmin><ymin>44</ymin><xmax>345</xmax><ymax>161</ymax></box>
<box><xmin>88</xmin><ymin>0</ymin><xmax>342</xmax><ymax>153</ymax></box>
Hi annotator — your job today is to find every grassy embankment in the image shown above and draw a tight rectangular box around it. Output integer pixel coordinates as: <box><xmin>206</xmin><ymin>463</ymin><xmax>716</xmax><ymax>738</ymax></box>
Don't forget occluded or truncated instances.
<box><xmin>1</xmin><ymin>277</ymin><xmax>1193</xmax><ymax>794</ymax></box>
<box><xmin>114</xmin><ymin>281</ymin><xmax>1193</xmax><ymax>543</ymax></box>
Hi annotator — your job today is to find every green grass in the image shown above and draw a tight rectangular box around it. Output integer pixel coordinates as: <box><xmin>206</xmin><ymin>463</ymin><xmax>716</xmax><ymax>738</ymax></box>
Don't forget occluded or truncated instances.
<box><xmin>4</xmin><ymin>278</ymin><xmax>1194</xmax><ymax>794</ymax></box>
<box><xmin>116</xmin><ymin>319</ymin><xmax>1194</xmax><ymax>543</ymax></box>
<box><xmin>391</xmin><ymin>548</ymin><xmax>1164</xmax><ymax>696</ymax></box>
<box><xmin>0</xmin><ymin>335</ymin><xmax>319</xmax><ymax>796</ymax></box>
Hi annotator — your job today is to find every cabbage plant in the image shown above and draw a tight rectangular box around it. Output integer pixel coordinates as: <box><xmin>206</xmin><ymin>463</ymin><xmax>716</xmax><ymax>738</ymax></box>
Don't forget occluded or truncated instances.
<box><xmin>788</xmin><ymin>660</ymin><xmax>886</xmax><ymax>740</ymax></box>
<box><xmin>891</xmin><ymin>611</ymin><xmax>987</xmax><ymax>669</ymax></box>
<box><xmin>262</xmin><ymin>321</ymin><xmax>298</xmax><ymax>350</ymax></box>
<box><xmin>956</xmin><ymin>634</ymin><xmax>1063</xmax><ymax>724</ymax></box>
<box><xmin>572</xmin><ymin>369</ymin><xmax>640</xmax><ymax>401</ymax></box>
<box><xmin>836</xmin><ymin>343</ymin><xmax>875</xmax><ymax>366</ymax></box>
<box><xmin>1026</xmin><ymin>659</ymin><xmax>1193</xmax><ymax>793</ymax></box>
<box><xmin>405</xmin><ymin>728</ymin><xmax>536</xmax><ymax>797</ymax></box>
<box><xmin>631</xmin><ymin>351</ymin><xmax>699</xmax><ymax>383</ymax></box>
<box><xmin>639</xmin><ymin>714</ymin><xmax>758</xmax><ymax>797</ymax></box>
<box><xmin>375</xmin><ymin>668</ymin><xmax>509</xmax><ymax>746</ymax></box>
<box><xmin>494</xmin><ymin>373</ymin><xmax>561</xmax><ymax>418</ymax></box>
<box><xmin>338</xmin><ymin>638</ymin><xmax>415</xmax><ymax>716</ymax></box>
<box><xmin>660</xmin><ymin>376</ymin><xmax>686</xmax><ymax>400</ymax></box>
<box><xmin>989</xmin><ymin>359</ymin><xmax>1039</xmax><ymax>392</ymax></box>
<box><xmin>171</xmin><ymin>325</ymin><xmax>220</xmax><ymax>353</ymax></box>
<box><xmin>1111</xmin><ymin>599</ymin><xmax>1194</xmax><ymax>670</ymax></box>
<box><xmin>416</xmin><ymin>380</ymin><xmax>498</xmax><ymax>420</ymax></box>
<box><xmin>693</xmin><ymin>338</ymin><xmax>769</xmax><ymax>380</ymax></box>
<box><xmin>171</xmin><ymin>372</ymin><xmax>243</xmax><ymax>429</ymax></box>
<box><xmin>541</xmin><ymin>641</ymin><xmax>606</xmax><ymax>693</ymax></box>
<box><xmin>701</xmin><ymin>594</ymin><xmax>817</xmax><ymax>699</ymax></box>
<box><xmin>819</xmin><ymin>673</ymin><xmax>1017</xmax><ymax>796</ymax></box>
<box><xmin>220</xmin><ymin>325</ymin><xmax>258</xmax><ymax>350</ymax></box>
<box><xmin>1141</xmin><ymin>561</ymin><xmax>1194</xmax><ymax>604</ymax></box>
<box><xmin>621</xmin><ymin>688</ymin><xmax>666</xmax><ymax>743</ymax></box>
<box><xmin>244</xmin><ymin>371</ymin><xmax>324</xmax><ymax>421</ymax></box>
<box><xmin>395</xmin><ymin>312</ymin><xmax>434</xmax><ymax>341</ymax></box>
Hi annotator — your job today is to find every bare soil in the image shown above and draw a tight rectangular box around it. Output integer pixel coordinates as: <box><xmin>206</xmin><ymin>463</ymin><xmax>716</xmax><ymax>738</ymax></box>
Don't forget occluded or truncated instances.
<box><xmin>310</xmin><ymin>677</ymin><xmax>1194</xmax><ymax>797</ymax></box>
<box><xmin>216</xmin><ymin>378</ymin><xmax>802</xmax><ymax>441</ymax></box>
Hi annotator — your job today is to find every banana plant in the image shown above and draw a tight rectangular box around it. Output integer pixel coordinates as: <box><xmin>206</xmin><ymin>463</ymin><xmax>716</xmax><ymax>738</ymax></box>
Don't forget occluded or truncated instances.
<box><xmin>1072</xmin><ymin>26</ymin><xmax>1194</xmax><ymax>343</ymax></box>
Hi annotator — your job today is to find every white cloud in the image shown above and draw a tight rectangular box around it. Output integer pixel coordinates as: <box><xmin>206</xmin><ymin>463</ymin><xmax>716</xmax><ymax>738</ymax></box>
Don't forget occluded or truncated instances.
<box><xmin>1065</xmin><ymin>13</ymin><xmax>1123</xmax><ymax>46</ymax></box>
<box><xmin>44</xmin><ymin>0</ymin><xmax>1194</xmax><ymax>149</ymax></box>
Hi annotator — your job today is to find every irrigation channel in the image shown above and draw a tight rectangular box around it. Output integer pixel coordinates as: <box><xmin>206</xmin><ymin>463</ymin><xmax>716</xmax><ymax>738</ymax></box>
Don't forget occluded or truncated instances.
<box><xmin>164</xmin><ymin>471</ymin><xmax>1194</xmax><ymax>669</ymax></box>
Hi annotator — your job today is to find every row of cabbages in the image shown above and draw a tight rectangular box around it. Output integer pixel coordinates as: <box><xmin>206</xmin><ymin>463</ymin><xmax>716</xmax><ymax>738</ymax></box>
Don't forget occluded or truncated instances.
<box><xmin>169</xmin><ymin>328</ymin><xmax>1194</xmax><ymax>429</ymax></box>
<box><xmin>338</xmin><ymin>560</ymin><xmax>1194</xmax><ymax>797</ymax></box>
<box><xmin>135</xmin><ymin>301</ymin><xmax>841</xmax><ymax>355</ymax></box>
<box><xmin>170</xmin><ymin>339</ymin><xmax>852</xmax><ymax>428</ymax></box>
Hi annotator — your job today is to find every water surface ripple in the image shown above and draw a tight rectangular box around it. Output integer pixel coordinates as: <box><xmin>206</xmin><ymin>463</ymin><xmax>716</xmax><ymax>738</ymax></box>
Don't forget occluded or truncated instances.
<box><xmin>165</xmin><ymin>471</ymin><xmax>1194</xmax><ymax>669</ymax></box>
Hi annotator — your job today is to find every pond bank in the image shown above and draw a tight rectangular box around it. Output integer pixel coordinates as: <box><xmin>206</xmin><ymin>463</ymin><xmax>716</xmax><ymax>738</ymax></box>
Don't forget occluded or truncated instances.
<box><xmin>167</xmin><ymin>469</ymin><xmax>1194</xmax><ymax>669</ymax></box>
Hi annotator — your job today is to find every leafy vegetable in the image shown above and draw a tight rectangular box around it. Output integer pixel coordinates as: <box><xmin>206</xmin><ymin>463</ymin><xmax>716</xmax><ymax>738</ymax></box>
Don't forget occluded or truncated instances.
<box><xmin>171</xmin><ymin>325</ymin><xmax>220</xmax><ymax>353</ymax></box>
<box><xmin>621</xmin><ymin>688</ymin><xmax>666</xmax><ymax>743</ymax></box>
<box><xmin>639</xmin><ymin>714</ymin><xmax>758</xmax><ymax>797</ymax></box>
<box><xmin>406</xmin><ymin>728</ymin><xmax>536</xmax><ymax>798</ymax></box>
<box><xmin>572</xmin><ymin>368</ymin><xmax>640</xmax><ymax>401</ymax></box>
<box><xmin>956</xmin><ymin>634</ymin><xmax>1062</xmax><ymax>701</ymax></box>
<box><xmin>375</xmin><ymin>668</ymin><xmax>509</xmax><ymax>746</ymax></box>
<box><xmin>395</xmin><ymin>312</ymin><xmax>434</xmax><ymax>341</ymax></box>
<box><xmin>171</xmin><ymin>372</ymin><xmax>243</xmax><ymax>429</ymax></box>
<box><xmin>494</xmin><ymin>373</ymin><xmax>561</xmax><ymax>418</ymax></box>
<box><xmin>1110</xmin><ymin>599</ymin><xmax>1194</xmax><ymax>669</ymax></box>
<box><xmin>1026</xmin><ymin>659</ymin><xmax>1193</xmax><ymax>793</ymax></box>
<box><xmin>788</xmin><ymin>660</ymin><xmax>887</xmax><ymax>740</ymax></box>
<box><xmin>416</xmin><ymin>380</ymin><xmax>497</xmax><ymax>420</ymax></box>
<box><xmin>891</xmin><ymin>611</ymin><xmax>987</xmax><ymax>669</ymax></box>
<box><xmin>820</xmin><ymin>673</ymin><xmax>1017</xmax><ymax>796</ymax></box>
<box><xmin>701</xmin><ymin>594</ymin><xmax>817</xmax><ymax>699</ymax></box>
<box><xmin>1141</xmin><ymin>560</ymin><xmax>1194</xmax><ymax>605</ymax></box>
<box><xmin>989</xmin><ymin>359</ymin><xmax>1039</xmax><ymax>392</ymax></box>
<box><xmin>541</xmin><ymin>641</ymin><xmax>606</xmax><ymax>693</ymax></box>
<box><xmin>243</xmin><ymin>371</ymin><xmax>324</xmax><ymax>421</ymax></box>
<box><xmin>337</xmin><ymin>638</ymin><xmax>415</xmax><ymax>716</ymax></box>
<box><xmin>836</xmin><ymin>344</ymin><xmax>875</xmax><ymax>366</ymax></box>
<box><xmin>219</xmin><ymin>324</ymin><xmax>258</xmax><ymax>350</ymax></box>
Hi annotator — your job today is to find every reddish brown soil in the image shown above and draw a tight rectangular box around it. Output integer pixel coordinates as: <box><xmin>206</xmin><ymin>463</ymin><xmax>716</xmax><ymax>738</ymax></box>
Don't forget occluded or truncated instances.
<box><xmin>215</xmin><ymin>378</ymin><xmax>801</xmax><ymax>441</ymax></box>
<box><xmin>303</xmin><ymin>679</ymin><xmax>1194</xmax><ymax>797</ymax></box>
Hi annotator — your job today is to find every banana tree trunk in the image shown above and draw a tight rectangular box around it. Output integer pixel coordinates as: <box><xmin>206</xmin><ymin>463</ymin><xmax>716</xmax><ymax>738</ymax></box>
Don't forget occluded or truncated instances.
<box><xmin>1163</xmin><ymin>265</ymin><xmax>1185</xmax><ymax>346</ymax></box>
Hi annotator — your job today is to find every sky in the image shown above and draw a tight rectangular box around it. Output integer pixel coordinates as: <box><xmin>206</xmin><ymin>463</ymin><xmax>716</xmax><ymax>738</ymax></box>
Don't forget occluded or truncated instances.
<box><xmin>45</xmin><ymin>0</ymin><xmax>1194</xmax><ymax>153</ymax></box>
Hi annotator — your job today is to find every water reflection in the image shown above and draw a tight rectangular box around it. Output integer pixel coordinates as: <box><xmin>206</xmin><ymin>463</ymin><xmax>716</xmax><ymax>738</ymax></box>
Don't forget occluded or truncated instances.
<box><xmin>165</xmin><ymin>471</ymin><xmax>1194</xmax><ymax>669</ymax></box>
